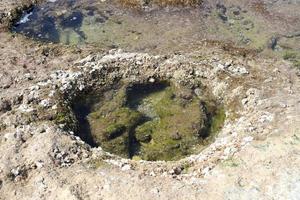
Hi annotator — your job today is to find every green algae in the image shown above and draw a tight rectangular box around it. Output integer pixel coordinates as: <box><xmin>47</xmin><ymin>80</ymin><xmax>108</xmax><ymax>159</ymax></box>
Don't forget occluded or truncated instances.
<box><xmin>133</xmin><ymin>86</ymin><xmax>207</xmax><ymax>161</ymax></box>
<box><xmin>208</xmin><ymin>106</ymin><xmax>226</xmax><ymax>136</ymax></box>
<box><xmin>74</xmin><ymin>82</ymin><xmax>225</xmax><ymax>161</ymax></box>
<box><xmin>89</xmin><ymin>106</ymin><xmax>144</xmax><ymax>157</ymax></box>
<box><xmin>282</xmin><ymin>50</ymin><xmax>300</xmax><ymax>68</ymax></box>
<box><xmin>221</xmin><ymin>158</ymin><xmax>240</xmax><ymax>168</ymax></box>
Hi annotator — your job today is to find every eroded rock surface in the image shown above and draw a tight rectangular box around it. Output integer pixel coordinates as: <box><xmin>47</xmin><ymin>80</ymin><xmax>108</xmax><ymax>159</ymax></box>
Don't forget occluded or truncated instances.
<box><xmin>0</xmin><ymin>0</ymin><xmax>300</xmax><ymax>200</ymax></box>
<box><xmin>0</xmin><ymin>47</ymin><xmax>299</xmax><ymax>199</ymax></box>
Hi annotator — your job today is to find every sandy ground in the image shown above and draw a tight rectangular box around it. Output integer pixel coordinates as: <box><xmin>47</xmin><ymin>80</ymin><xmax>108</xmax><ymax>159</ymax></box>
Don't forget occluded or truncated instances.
<box><xmin>0</xmin><ymin>1</ymin><xmax>300</xmax><ymax>200</ymax></box>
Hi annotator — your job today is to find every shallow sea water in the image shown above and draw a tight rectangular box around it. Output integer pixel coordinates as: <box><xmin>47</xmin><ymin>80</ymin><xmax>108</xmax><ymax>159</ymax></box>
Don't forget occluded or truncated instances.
<box><xmin>12</xmin><ymin>0</ymin><xmax>212</xmax><ymax>53</ymax></box>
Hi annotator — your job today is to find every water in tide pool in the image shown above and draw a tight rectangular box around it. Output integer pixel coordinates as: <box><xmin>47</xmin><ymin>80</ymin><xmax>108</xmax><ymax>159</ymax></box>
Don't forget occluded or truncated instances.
<box><xmin>12</xmin><ymin>0</ymin><xmax>108</xmax><ymax>45</ymax></box>
<box><xmin>11</xmin><ymin>0</ymin><xmax>212</xmax><ymax>53</ymax></box>
<box><xmin>11</xmin><ymin>0</ymin><xmax>300</xmax><ymax>62</ymax></box>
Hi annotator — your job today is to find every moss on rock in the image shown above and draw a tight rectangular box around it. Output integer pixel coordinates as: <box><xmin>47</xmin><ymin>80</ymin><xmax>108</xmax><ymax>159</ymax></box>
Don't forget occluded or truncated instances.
<box><xmin>75</xmin><ymin>82</ymin><xmax>225</xmax><ymax>161</ymax></box>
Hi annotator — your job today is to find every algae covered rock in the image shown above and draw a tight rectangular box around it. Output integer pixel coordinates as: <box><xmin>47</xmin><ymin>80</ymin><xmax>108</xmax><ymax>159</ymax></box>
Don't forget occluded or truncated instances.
<box><xmin>131</xmin><ymin>85</ymin><xmax>208</xmax><ymax>161</ymax></box>
<box><xmin>75</xmin><ymin>81</ymin><xmax>223</xmax><ymax>161</ymax></box>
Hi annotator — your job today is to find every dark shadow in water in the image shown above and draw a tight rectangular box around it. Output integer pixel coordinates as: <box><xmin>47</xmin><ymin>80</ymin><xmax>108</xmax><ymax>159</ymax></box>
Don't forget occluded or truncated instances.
<box><xmin>72</xmin><ymin>102</ymin><xmax>97</xmax><ymax>147</ymax></box>
<box><xmin>60</xmin><ymin>11</ymin><xmax>84</xmax><ymax>29</ymax></box>
<box><xmin>127</xmin><ymin>115</ymin><xmax>151</xmax><ymax>158</ymax></box>
<box><xmin>40</xmin><ymin>16</ymin><xmax>60</xmax><ymax>43</ymax></box>
<box><xmin>126</xmin><ymin>81</ymin><xmax>169</xmax><ymax>110</ymax></box>
<box><xmin>12</xmin><ymin>5</ymin><xmax>87</xmax><ymax>44</ymax></box>
<box><xmin>125</xmin><ymin>82</ymin><xmax>170</xmax><ymax>158</ymax></box>
<box><xmin>59</xmin><ymin>11</ymin><xmax>86</xmax><ymax>44</ymax></box>
<box><xmin>12</xmin><ymin>7</ymin><xmax>60</xmax><ymax>43</ymax></box>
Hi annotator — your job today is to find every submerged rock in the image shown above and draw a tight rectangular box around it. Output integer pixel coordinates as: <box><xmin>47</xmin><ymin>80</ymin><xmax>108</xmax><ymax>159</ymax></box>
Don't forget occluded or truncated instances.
<box><xmin>72</xmin><ymin>81</ymin><xmax>223</xmax><ymax>161</ymax></box>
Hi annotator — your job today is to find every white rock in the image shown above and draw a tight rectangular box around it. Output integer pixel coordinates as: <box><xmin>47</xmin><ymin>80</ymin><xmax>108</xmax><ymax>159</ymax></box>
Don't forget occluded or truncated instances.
<box><xmin>217</xmin><ymin>63</ymin><xmax>225</xmax><ymax>70</ymax></box>
<box><xmin>259</xmin><ymin>113</ymin><xmax>274</xmax><ymax>123</ymax></box>
<box><xmin>242</xmin><ymin>136</ymin><xmax>253</xmax><ymax>145</ymax></box>
<box><xmin>18</xmin><ymin>104</ymin><xmax>34</xmax><ymax>113</ymax></box>
<box><xmin>48</xmin><ymin>90</ymin><xmax>55</xmax><ymax>97</ymax></box>
<box><xmin>149</xmin><ymin>78</ymin><xmax>155</xmax><ymax>83</ymax></box>
<box><xmin>225</xmin><ymin>60</ymin><xmax>233</xmax><ymax>67</ymax></box>
<box><xmin>149</xmin><ymin>171</ymin><xmax>156</xmax><ymax>176</ymax></box>
<box><xmin>35</xmin><ymin>160</ymin><xmax>44</xmax><ymax>169</ymax></box>
<box><xmin>121</xmin><ymin>164</ymin><xmax>131</xmax><ymax>171</ymax></box>
<box><xmin>242</xmin><ymin>98</ymin><xmax>248</xmax><ymax>105</ymax></box>
<box><xmin>40</xmin><ymin>99</ymin><xmax>51</xmax><ymax>108</ymax></box>
<box><xmin>228</xmin><ymin>65</ymin><xmax>249</xmax><ymax>76</ymax></box>
<box><xmin>202</xmin><ymin>166</ymin><xmax>210</xmax><ymax>176</ymax></box>
<box><xmin>11</xmin><ymin>168</ymin><xmax>20</xmax><ymax>176</ymax></box>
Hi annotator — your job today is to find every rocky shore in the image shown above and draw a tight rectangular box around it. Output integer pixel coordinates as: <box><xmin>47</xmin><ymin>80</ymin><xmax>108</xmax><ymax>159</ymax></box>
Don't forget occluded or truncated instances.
<box><xmin>0</xmin><ymin>0</ymin><xmax>300</xmax><ymax>199</ymax></box>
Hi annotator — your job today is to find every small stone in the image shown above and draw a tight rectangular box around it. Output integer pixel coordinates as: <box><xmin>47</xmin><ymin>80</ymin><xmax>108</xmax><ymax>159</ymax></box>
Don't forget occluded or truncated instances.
<box><xmin>194</xmin><ymin>88</ymin><xmax>202</xmax><ymax>97</ymax></box>
<box><xmin>35</xmin><ymin>160</ymin><xmax>44</xmax><ymax>169</ymax></box>
<box><xmin>170</xmin><ymin>132</ymin><xmax>182</xmax><ymax>140</ymax></box>
<box><xmin>136</xmin><ymin>134</ymin><xmax>152</xmax><ymax>143</ymax></box>
<box><xmin>24</xmin><ymin>73</ymin><xmax>33</xmax><ymax>80</ymax></box>
<box><xmin>237</xmin><ymin>177</ymin><xmax>246</xmax><ymax>187</ymax></box>
<box><xmin>150</xmin><ymin>187</ymin><xmax>160</xmax><ymax>194</ymax></box>
<box><xmin>241</xmin><ymin>98</ymin><xmax>248</xmax><ymax>105</ymax></box>
<box><xmin>202</xmin><ymin>166</ymin><xmax>211</xmax><ymax>176</ymax></box>
<box><xmin>228</xmin><ymin>19</ymin><xmax>235</xmax><ymax>25</ymax></box>
<box><xmin>51</xmin><ymin>104</ymin><xmax>57</xmax><ymax>110</ymax></box>
<box><xmin>259</xmin><ymin>113</ymin><xmax>274</xmax><ymax>123</ymax></box>
<box><xmin>168</xmin><ymin>169</ymin><xmax>175</xmax><ymax>174</ymax></box>
<box><xmin>149</xmin><ymin>78</ymin><xmax>155</xmax><ymax>83</ymax></box>
<box><xmin>11</xmin><ymin>168</ymin><xmax>20</xmax><ymax>176</ymax></box>
<box><xmin>242</xmin><ymin>136</ymin><xmax>253</xmax><ymax>145</ymax></box>
<box><xmin>225</xmin><ymin>60</ymin><xmax>232</xmax><ymax>67</ymax></box>
<box><xmin>38</xmin><ymin>127</ymin><xmax>46</xmax><ymax>133</ymax></box>
<box><xmin>217</xmin><ymin>63</ymin><xmax>225</xmax><ymax>70</ymax></box>
<box><xmin>149</xmin><ymin>171</ymin><xmax>156</xmax><ymax>176</ymax></box>
<box><xmin>279</xmin><ymin>103</ymin><xmax>287</xmax><ymax>108</ymax></box>
<box><xmin>248</xmin><ymin>126</ymin><xmax>257</xmax><ymax>132</ymax></box>
<box><xmin>121</xmin><ymin>164</ymin><xmax>131</xmax><ymax>171</ymax></box>
<box><xmin>48</xmin><ymin>90</ymin><xmax>55</xmax><ymax>97</ymax></box>
<box><xmin>173</xmin><ymin>167</ymin><xmax>182</xmax><ymax>175</ymax></box>
<box><xmin>13</xmin><ymin>94</ymin><xmax>23</xmax><ymax>105</ymax></box>
<box><xmin>82</xmin><ymin>152</ymin><xmax>89</xmax><ymax>158</ymax></box>
<box><xmin>228</xmin><ymin>65</ymin><xmax>249</xmax><ymax>76</ymax></box>
<box><xmin>0</xmin><ymin>99</ymin><xmax>12</xmax><ymax>112</ymax></box>
<box><xmin>238</xmin><ymin>67</ymin><xmax>249</xmax><ymax>75</ymax></box>
<box><xmin>39</xmin><ymin>99</ymin><xmax>51</xmax><ymax>108</ymax></box>
<box><xmin>3</xmin><ymin>84</ymin><xmax>10</xmax><ymax>89</ymax></box>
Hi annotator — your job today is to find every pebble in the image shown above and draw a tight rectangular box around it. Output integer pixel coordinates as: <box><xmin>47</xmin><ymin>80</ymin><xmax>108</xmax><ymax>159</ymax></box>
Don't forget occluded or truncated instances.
<box><xmin>225</xmin><ymin>60</ymin><xmax>233</xmax><ymax>67</ymax></box>
<box><xmin>228</xmin><ymin>65</ymin><xmax>249</xmax><ymax>75</ymax></box>
<box><xmin>24</xmin><ymin>73</ymin><xmax>33</xmax><ymax>80</ymax></box>
<box><xmin>39</xmin><ymin>99</ymin><xmax>51</xmax><ymax>108</ymax></box>
<box><xmin>242</xmin><ymin>136</ymin><xmax>253</xmax><ymax>145</ymax></box>
<box><xmin>11</xmin><ymin>168</ymin><xmax>20</xmax><ymax>176</ymax></box>
<box><xmin>0</xmin><ymin>99</ymin><xmax>12</xmax><ymax>112</ymax></box>
<box><xmin>241</xmin><ymin>98</ymin><xmax>248</xmax><ymax>105</ymax></box>
<box><xmin>149</xmin><ymin>171</ymin><xmax>156</xmax><ymax>176</ymax></box>
<box><xmin>149</xmin><ymin>78</ymin><xmax>155</xmax><ymax>83</ymax></box>
<box><xmin>121</xmin><ymin>164</ymin><xmax>131</xmax><ymax>171</ymax></box>
<box><xmin>35</xmin><ymin>160</ymin><xmax>44</xmax><ymax>169</ymax></box>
